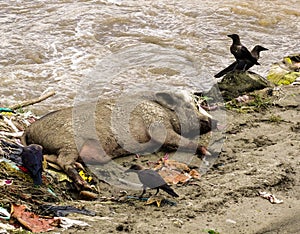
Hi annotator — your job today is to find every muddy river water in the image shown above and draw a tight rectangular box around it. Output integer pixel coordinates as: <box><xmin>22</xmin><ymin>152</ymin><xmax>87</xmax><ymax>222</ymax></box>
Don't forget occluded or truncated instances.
<box><xmin>0</xmin><ymin>0</ymin><xmax>299</xmax><ymax>113</ymax></box>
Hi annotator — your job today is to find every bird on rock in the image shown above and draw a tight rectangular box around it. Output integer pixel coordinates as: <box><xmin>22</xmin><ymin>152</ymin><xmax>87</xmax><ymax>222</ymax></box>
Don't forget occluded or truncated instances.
<box><xmin>125</xmin><ymin>164</ymin><xmax>179</xmax><ymax>198</ymax></box>
<box><xmin>214</xmin><ymin>45</ymin><xmax>268</xmax><ymax>78</ymax></box>
<box><xmin>228</xmin><ymin>34</ymin><xmax>260</xmax><ymax>66</ymax></box>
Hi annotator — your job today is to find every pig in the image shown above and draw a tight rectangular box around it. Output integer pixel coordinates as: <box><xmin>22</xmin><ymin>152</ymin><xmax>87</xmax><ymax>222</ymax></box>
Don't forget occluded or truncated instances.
<box><xmin>21</xmin><ymin>91</ymin><xmax>217</xmax><ymax>190</ymax></box>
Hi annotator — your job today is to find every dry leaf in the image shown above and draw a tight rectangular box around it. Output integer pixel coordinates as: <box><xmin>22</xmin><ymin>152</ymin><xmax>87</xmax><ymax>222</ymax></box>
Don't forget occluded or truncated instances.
<box><xmin>11</xmin><ymin>204</ymin><xmax>56</xmax><ymax>233</ymax></box>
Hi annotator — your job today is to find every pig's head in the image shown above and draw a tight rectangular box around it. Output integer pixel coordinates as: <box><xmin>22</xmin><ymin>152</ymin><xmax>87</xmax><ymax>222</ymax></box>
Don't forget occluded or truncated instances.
<box><xmin>154</xmin><ymin>91</ymin><xmax>217</xmax><ymax>136</ymax></box>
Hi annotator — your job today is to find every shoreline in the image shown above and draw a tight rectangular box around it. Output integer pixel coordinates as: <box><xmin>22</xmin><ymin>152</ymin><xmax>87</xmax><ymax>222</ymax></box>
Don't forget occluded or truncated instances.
<box><xmin>0</xmin><ymin>85</ymin><xmax>299</xmax><ymax>233</ymax></box>
<box><xmin>57</xmin><ymin>85</ymin><xmax>299</xmax><ymax>233</ymax></box>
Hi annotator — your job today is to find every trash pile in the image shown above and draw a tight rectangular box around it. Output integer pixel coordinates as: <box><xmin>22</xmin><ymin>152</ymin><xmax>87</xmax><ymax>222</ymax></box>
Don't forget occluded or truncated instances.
<box><xmin>0</xmin><ymin>108</ymin><xmax>85</xmax><ymax>232</ymax></box>
<box><xmin>0</xmin><ymin>106</ymin><xmax>202</xmax><ymax>232</ymax></box>
<box><xmin>267</xmin><ymin>53</ymin><xmax>300</xmax><ymax>85</ymax></box>
<box><xmin>2</xmin><ymin>203</ymin><xmax>94</xmax><ymax>233</ymax></box>
<box><xmin>0</xmin><ymin>92</ymin><xmax>211</xmax><ymax>232</ymax></box>
<box><xmin>0</xmin><ymin>94</ymin><xmax>99</xmax><ymax>233</ymax></box>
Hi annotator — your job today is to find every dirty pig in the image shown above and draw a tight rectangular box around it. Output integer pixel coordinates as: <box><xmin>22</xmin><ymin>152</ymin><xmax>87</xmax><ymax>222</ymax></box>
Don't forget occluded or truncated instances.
<box><xmin>21</xmin><ymin>91</ymin><xmax>218</xmax><ymax>190</ymax></box>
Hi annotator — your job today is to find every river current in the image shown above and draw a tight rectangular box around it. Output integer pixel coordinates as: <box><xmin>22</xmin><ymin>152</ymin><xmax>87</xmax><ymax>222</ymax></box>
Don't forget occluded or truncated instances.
<box><xmin>0</xmin><ymin>0</ymin><xmax>299</xmax><ymax>113</ymax></box>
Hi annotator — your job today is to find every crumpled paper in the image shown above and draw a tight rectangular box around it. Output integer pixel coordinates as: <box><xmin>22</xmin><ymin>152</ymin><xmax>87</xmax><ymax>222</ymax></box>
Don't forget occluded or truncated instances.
<box><xmin>258</xmin><ymin>191</ymin><xmax>283</xmax><ymax>204</ymax></box>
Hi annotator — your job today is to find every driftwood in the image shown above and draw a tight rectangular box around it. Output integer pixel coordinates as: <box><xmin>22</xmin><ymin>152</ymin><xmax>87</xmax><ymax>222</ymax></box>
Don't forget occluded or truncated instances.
<box><xmin>3</xmin><ymin>116</ymin><xmax>19</xmax><ymax>132</ymax></box>
<box><xmin>0</xmin><ymin>91</ymin><xmax>55</xmax><ymax>140</ymax></box>
<box><xmin>9</xmin><ymin>91</ymin><xmax>55</xmax><ymax>110</ymax></box>
<box><xmin>0</xmin><ymin>131</ymin><xmax>23</xmax><ymax>138</ymax></box>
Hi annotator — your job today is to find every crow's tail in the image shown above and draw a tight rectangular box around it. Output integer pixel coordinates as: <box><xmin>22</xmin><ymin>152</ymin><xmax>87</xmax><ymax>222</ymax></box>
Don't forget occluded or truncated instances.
<box><xmin>214</xmin><ymin>61</ymin><xmax>237</xmax><ymax>78</ymax></box>
<box><xmin>161</xmin><ymin>184</ymin><xmax>179</xmax><ymax>197</ymax></box>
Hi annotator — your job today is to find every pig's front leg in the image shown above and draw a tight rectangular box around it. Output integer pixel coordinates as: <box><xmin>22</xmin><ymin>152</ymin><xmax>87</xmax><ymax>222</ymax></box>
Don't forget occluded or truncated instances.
<box><xmin>148</xmin><ymin>122</ymin><xmax>210</xmax><ymax>157</ymax></box>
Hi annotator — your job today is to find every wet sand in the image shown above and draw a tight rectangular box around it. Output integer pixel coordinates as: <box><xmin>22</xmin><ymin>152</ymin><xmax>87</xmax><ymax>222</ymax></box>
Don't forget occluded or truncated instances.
<box><xmin>55</xmin><ymin>85</ymin><xmax>299</xmax><ymax>234</ymax></box>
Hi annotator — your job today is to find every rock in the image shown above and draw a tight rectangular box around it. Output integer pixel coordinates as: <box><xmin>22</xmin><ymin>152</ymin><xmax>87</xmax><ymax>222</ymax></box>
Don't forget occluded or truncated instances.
<box><xmin>217</xmin><ymin>71</ymin><xmax>271</xmax><ymax>101</ymax></box>
<box><xmin>267</xmin><ymin>54</ymin><xmax>300</xmax><ymax>85</ymax></box>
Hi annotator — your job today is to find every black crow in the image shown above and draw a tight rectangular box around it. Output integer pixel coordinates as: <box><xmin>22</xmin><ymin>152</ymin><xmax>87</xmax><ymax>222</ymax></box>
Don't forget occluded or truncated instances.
<box><xmin>214</xmin><ymin>45</ymin><xmax>268</xmax><ymax>78</ymax></box>
<box><xmin>125</xmin><ymin>164</ymin><xmax>179</xmax><ymax>198</ymax></box>
<box><xmin>228</xmin><ymin>34</ymin><xmax>260</xmax><ymax>65</ymax></box>
<box><xmin>21</xmin><ymin>144</ymin><xmax>43</xmax><ymax>185</ymax></box>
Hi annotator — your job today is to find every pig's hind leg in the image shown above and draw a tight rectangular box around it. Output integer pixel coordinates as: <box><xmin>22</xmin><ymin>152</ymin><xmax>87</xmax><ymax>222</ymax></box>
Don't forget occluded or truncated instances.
<box><xmin>56</xmin><ymin>149</ymin><xmax>92</xmax><ymax>190</ymax></box>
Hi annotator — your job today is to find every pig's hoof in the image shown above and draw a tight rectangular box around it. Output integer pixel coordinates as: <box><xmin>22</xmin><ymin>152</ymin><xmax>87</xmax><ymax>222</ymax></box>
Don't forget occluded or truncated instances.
<box><xmin>76</xmin><ymin>179</ymin><xmax>94</xmax><ymax>191</ymax></box>
<box><xmin>74</xmin><ymin>162</ymin><xmax>85</xmax><ymax>171</ymax></box>
<box><xmin>196</xmin><ymin>146</ymin><xmax>211</xmax><ymax>157</ymax></box>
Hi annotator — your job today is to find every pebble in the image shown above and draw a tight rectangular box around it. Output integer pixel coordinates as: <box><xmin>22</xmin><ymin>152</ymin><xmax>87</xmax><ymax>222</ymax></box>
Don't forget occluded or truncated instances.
<box><xmin>226</xmin><ymin>219</ymin><xmax>237</xmax><ymax>224</ymax></box>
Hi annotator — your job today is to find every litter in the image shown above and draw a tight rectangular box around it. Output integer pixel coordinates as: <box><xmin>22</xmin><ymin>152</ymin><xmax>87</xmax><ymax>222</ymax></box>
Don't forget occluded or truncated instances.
<box><xmin>40</xmin><ymin>205</ymin><xmax>96</xmax><ymax>217</ymax></box>
<box><xmin>151</xmin><ymin>157</ymin><xmax>201</xmax><ymax>184</ymax></box>
<box><xmin>79</xmin><ymin>170</ymin><xmax>93</xmax><ymax>182</ymax></box>
<box><xmin>0</xmin><ymin>108</ymin><xmax>15</xmax><ymax>113</ymax></box>
<box><xmin>258</xmin><ymin>191</ymin><xmax>283</xmax><ymax>204</ymax></box>
<box><xmin>57</xmin><ymin>217</ymin><xmax>90</xmax><ymax>230</ymax></box>
<box><xmin>226</xmin><ymin>218</ymin><xmax>237</xmax><ymax>224</ymax></box>
<box><xmin>158</xmin><ymin>168</ymin><xmax>191</xmax><ymax>184</ymax></box>
<box><xmin>0</xmin><ymin>207</ymin><xmax>10</xmax><ymax>220</ymax></box>
<box><xmin>126</xmin><ymin>196</ymin><xmax>177</xmax><ymax>207</ymax></box>
<box><xmin>0</xmin><ymin>179</ymin><xmax>13</xmax><ymax>186</ymax></box>
<box><xmin>45</xmin><ymin>168</ymin><xmax>72</xmax><ymax>183</ymax></box>
<box><xmin>11</xmin><ymin>204</ymin><xmax>56</xmax><ymax>233</ymax></box>
<box><xmin>0</xmin><ymin>222</ymin><xmax>15</xmax><ymax>232</ymax></box>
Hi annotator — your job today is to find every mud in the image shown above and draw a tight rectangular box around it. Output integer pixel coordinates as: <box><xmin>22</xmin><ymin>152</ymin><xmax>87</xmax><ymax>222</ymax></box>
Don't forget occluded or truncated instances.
<box><xmin>41</xmin><ymin>86</ymin><xmax>297</xmax><ymax>234</ymax></box>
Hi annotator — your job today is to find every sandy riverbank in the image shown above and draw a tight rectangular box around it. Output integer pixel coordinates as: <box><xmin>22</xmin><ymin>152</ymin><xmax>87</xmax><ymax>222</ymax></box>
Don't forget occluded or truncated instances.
<box><xmin>53</xmin><ymin>85</ymin><xmax>299</xmax><ymax>234</ymax></box>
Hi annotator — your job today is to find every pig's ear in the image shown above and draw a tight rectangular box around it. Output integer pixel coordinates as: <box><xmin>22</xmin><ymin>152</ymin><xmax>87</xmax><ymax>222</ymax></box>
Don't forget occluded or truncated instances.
<box><xmin>155</xmin><ymin>92</ymin><xmax>178</xmax><ymax>110</ymax></box>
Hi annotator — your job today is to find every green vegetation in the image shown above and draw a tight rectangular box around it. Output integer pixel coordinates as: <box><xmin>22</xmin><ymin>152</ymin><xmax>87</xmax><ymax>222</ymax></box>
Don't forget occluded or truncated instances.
<box><xmin>268</xmin><ymin>114</ymin><xmax>282</xmax><ymax>123</ymax></box>
<box><xmin>225</xmin><ymin>94</ymin><xmax>272</xmax><ymax>113</ymax></box>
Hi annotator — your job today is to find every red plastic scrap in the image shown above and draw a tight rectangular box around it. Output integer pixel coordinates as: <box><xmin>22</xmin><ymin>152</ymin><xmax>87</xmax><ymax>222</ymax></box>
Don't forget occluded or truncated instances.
<box><xmin>153</xmin><ymin>158</ymin><xmax>201</xmax><ymax>184</ymax></box>
<box><xmin>189</xmin><ymin>169</ymin><xmax>201</xmax><ymax>180</ymax></box>
<box><xmin>11</xmin><ymin>204</ymin><xmax>57</xmax><ymax>233</ymax></box>
<box><xmin>153</xmin><ymin>158</ymin><xmax>190</xmax><ymax>171</ymax></box>
<box><xmin>158</xmin><ymin>167</ymin><xmax>191</xmax><ymax>184</ymax></box>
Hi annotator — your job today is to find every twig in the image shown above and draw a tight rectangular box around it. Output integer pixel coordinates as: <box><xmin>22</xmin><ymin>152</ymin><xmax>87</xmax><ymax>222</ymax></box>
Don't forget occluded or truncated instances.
<box><xmin>0</xmin><ymin>131</ymin><xmax>24</xmax><ymax>137</ymax></box>
<box><xmin>9</xmin><ymin>91</ymin><xmax>56</xmax><ymax>110</ymax></box>
<box><xmin>3</xmin><ymin>116</ymin><xmax>19</xmax><ymax>133</ymax></box>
